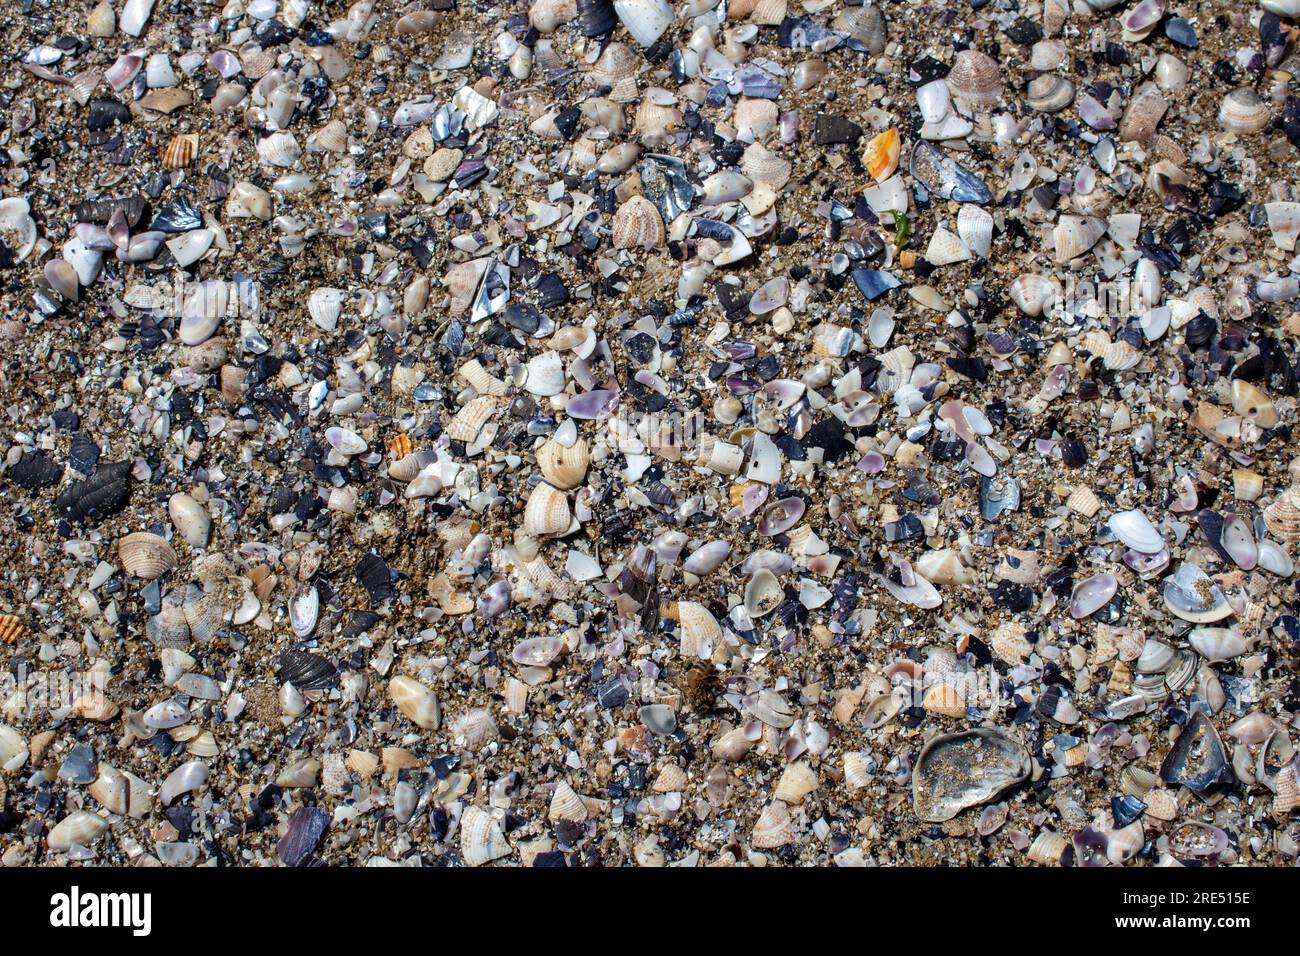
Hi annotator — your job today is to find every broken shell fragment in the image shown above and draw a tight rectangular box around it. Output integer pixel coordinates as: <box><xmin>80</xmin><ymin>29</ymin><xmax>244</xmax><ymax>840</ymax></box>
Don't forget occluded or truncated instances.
<box><xmin>912</xmin><ymin>729</ymin><xmax>1031</xmax><ymax>822</ymax></box>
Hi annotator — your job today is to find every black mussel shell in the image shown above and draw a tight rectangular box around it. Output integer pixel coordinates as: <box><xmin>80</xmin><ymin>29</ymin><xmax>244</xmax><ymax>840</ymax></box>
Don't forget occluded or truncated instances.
<box><xmin>1159</xmin><ymin>711</ymin><xmax>1233</xmax><ymax>793</ymax></box>
<box><xmin>278</xmin><ymin>650</ymin><xmax>338</xmax><ymax>691</ymax></box>
<box><xmin>9</xmin><ymin>451</ymin><xmax>63</xmax><ymax>490</ymax></box>
<box><xmin>355</xmin><ymin>552</ymin><xmax>394</xmax><ymax>604</ymax></box>
<box><xmin>577</xmin><ymin>0</ymin><xmax>617</xmax><ymax>37</ymax></box>
<box><xmin>54</xmin><ymin>459</ymin><xmax>131</xmax><ymax>525</ymax></box>
<box><xmin>277</xmin><ymin>806</ymin><xmax>329</xmax><ymax>866</ymax></box>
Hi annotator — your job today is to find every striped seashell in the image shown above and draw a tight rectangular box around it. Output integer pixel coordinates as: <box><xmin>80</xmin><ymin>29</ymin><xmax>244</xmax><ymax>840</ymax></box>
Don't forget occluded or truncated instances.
<box><xmin>237</xmin><ymin>43</ymin><xmax>276</xmax><ymax>80</ymax></box>
<box><xmin>162</xmin><ymin>132</ymin><xmax>199</xmax><ymax>169</ymax></box>
<box><xmin>0</xmin><ymin>613</ymin><xmax>23</xmax><ymax>645</ymax></box>
<box><xmin>677</xmin><ymin>600</ymin><xmax>721</xmax><ymax>658</ymax></box>
<box><xmin>991</xmin><ymin>620</ymin><xmax>1033</xmax><ymax>664</ymax></box>
<box><xmin>458</xmin><ymin>358</ymin><xmax>508</xmax><ymax>396</ymax></box>
<box><xmin>461</xmin><ymin>805</ymin><xmax>511</xmax><ymax>866</ymax></box>
<box><xmin>612</xmin><ymin>196</ymin><xmax>665</xmax><ymax>250</ymax></box>
<box><xmin>118</xmin><ymin>532</ymin><xmax>177</xmax><ymax>580</ymax></box>
<box><xmin>844</xmin><ymin>752</ymin><xmax>871</xmax><ymax>791</ymax></box>
<box><xmin>1066</xmin><ymin>486</ymin><xmax>1101</xmax><ymax>517</ymax></box>
<box><xmin>47</xmin><ymin>811</ymin><xmax>109</xmax><ymax>851</ymax></box>
<box><xmin>1026</xmin><ymin>830</ymin><xmax>1068</xmax><ymax>865</ymax></box>
<box><xmin>741</xmin><ymin>142</ymin><xmax>791</xmax><ymax>188</ymax></box>
<box><xmin>652</xmin><ymin>763</ymin><xmax>689</xmax><ymax>792</ymax></box>
<box><xmin>548</xmin><ymin>781</ymin><xmax>589</xmax><ymax>821</ymax></box>
<box><xmin>446</xmin><ymin>396</ymin><xmax>498</xmax><ymax>442</ymax></box>
<box><xmin>451</xmin><ymin>708</ymin><xmax>499</xmax><ymax>749</ymax></box>
<box><xmin>523</xmin><ymin>482</ymin><xmax>571</xmax><ymax>537</ymax></box>
<box><xmin>749</xmin><ymin>0</ymin><xmax>786</xmax><ymax>25</ymax></box>
<box><xmin>773</xmin><ymin>761</ymin><xmax>818</xmax><ymax>803</ymax></box>
<box><xmin>1264</xmin><ymin>485</ymin><xmax>1300</xmax><ymax>544</ymax></box>
<box><xmin>751</xmin><ymin>801</ymin><xmax>797</xmax><ymax>848</ymax></box>
<box><xmin>946</xmin><ymin>49</ymin><xmax>1002</xmax><ymax>113</ymax></box>
<box><xmin>1104</xmin><ymin>340</ymin><xmax>1142</xmax><ymax>371</ymax></box>
<box><xmin>310</xmin><ymin>118</ymin><xmax>348</xmax><ymax>153</ymax></box>
<box><xmin>537</xmin><ymin>437</ymin><xmax>590</xmax><ymax>490</ymax></box>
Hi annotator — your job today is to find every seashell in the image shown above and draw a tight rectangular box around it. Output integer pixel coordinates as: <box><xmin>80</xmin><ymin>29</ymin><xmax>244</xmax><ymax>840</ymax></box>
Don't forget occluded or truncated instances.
<box><xmin>991</xmin><ymin>621</ymin><xmax>1033</xmax><ymax>664</ymax></box>
<box><xmin>697</xmin><ymin>435</ymin><xmax>744</xmax><ymax>475</ymax></box>
<box><xmin>912</xmin><ymin>729</ymin><xmax>1030</xmax><ymax>822</ymax></box>
<box><xmin>524</xmin><ymin>350</ymin><xmax>565</xmax><ymax>397</ymax></box>
<box><xmin>677</xmin><ymin>601</ymin><xmax>721</xmax><ymax>658</ymax></box>
<box><xmin>652</xmin><ymin>763</ymin><xmax>688</xmax><ymax>792</ymax></box>
<box><xmin>90</xmin><ymin>766</ymin><xmax>152</xmax><ymax>818</ymax></box>
<box><xmin>537</xmin><ymin>437</ymin><xmax>590</xmax><ymax>490</ymax></box>
<box><xmin>1188</xmin><ymin>627</ymin><xmax>1248</xmax><ymax>662</ymax></box>
<box><xmin>290</xmin><ymin>584</ymin><xmax>319</xmax><ymax>638</ymax></box>
<box><xmin>832</xmin><ymin>4</ymin><xmax>887</xmax><ymax>54</ymax></box>
<box><xmin>1162</xmin><ymin>562</ymin><xmax>1232</xmax><ymax>623</ymax></box>
<box><xmin>548</xmin><ymin>781</ymin><xmax>589</xmax><ymax>822</ymax></box>
<box><xmin>308</xmin><ymin>287</ymin><xmax>345</xmax><ymax>332</ymax></box>
<box><xmin>47</xmin><ymin>811</ymin><xmax>109</xmax><ymax>851</ymax></box>
<box><xmin>168</xmin><ymin>493</ymin><xmax>211</xmax><ymax>548</ymax></box>
<box><xmin>758</xmin><ymin>497</ymin><xmax>805</xmax><ymax>536</ymax></box>
<box><xmin>162</xmin><ymin>132</ymin><xmax>199</xmax><ymax>170</ymax></box>
<box><xmin>916</xmin><ymin>80</ymin><xmax>951</xmax><ymax>124</ymax></box>
<box><xmin>862</xmin><ymin>128</ymin><xmax>901</xmax><ymax>182</ymax></box>
<box><xmin>120</xmin><ymin>0</ymin><xmax>155</xmax><ymax>36</ymax></box>
<box><xmin>1118</xmin><ymin>83</ymin><xmax>1167</xmax><ymax>144</ymax></box>
<box><xmin>1009</xmin><ymin>274</ymin><xmax>1060</xmax><ymax>316</ymax></box>
<box><xmin>597</xmin><ymin>142</ymin><xmax>642</xmax><ymax>173</ymax></box>
<box><xmin>88</xmin><ymin>0</ymin><xmax>115</xmax><ymax>35</ymax></box>
<box><xmin>1070</xmin><ymin>572</ymin><xmax>1117</xmax><ymax>619</ymax></box>
<box><xmin>1265</xmin><ymin>202</ymin><xmax>1300</xmax><ymax>252</ymax></box>
<box><xmin>118</xmin><ymin>531</ymin><xmax>177</xmax><ymax>580</ymax></box>
<box><xmin>914</xmin><ymin>548</ymin><xmax>975</xmax><ymax>586</ymax></box>
<box><xmin>578</xmin><ymin>0</ymin><xmax>619</xmax><ymax>35</ymax></box>
<box><xmin>461</xmin><ymin>805</ymin><xmax>511</xmax><ymax>866</ymax></box>
<box><xmin>614</xmin><ymin>0</ymin><xmax>674</xmax><ymax>47</ymax></box>
<box><xmin>1108</xmin><ymin>509</ymin><xmax>1163</xmax><ymax>554</ymax></box>
<box><xmin>44</xmin><ymin>259</ymin><xmax>81</xmax><ymax>301</ymax></box>
<box><xmin>741</xmin><ymin>142</ymin><xmax>792</xmax><ymax>189</ymax></box>
<box><xmin>459</xmin><ymin>358</ymin><xmax>508</xmax><ymax>396</ymax></box>
<box><xmin>160</xmin><ymin>759</ymin><xmax>208</xmax><ymax>805</ymax></box>
<box><xmin>909</xmin><ymin>141</ymin><xmax>991</xmax><ymax>204</ymax></box>
<box><xmin>1218</xmin><ymin>87</ymin><xmax>1271</xmax><ymax>134</ymax></box>
<box><xmin>0</xmin><ymin>197</ymin><xmax>38</xmax><ymax>263</ymax></box>
<box><xmin>945</xmin><ymin>49</ymin><xmax>1002</xmax><ymax>114</ymax></box>
<box><xmin>256</xmin><ymin>131</ymin><xmax>302</xmax><ymax>168</ymax></box>
<box><xmin>451</xmin><ymin>709</ymin><xmax>499</xmax><ymax>749</ymax></box>
<box><xmin>744</xmin><ymin>568</ymin><xmax>785</xmax><ymax>617</ymax></box>
<box><xmin>1230</xmin><ymin>379</ymin><xmax>1277</xmax><ymax>429</ymax></box>
<box><xmin>0</xmin><ymin>613</ymin><xmax>23</xmax><ymax>647</ymax></box>
<box><xmin>1027</xmin><ymin>831</ymin><xmax>1069</xmax><ymax>865</ymax></box>
<box><xmin>523</xmin><ymin>482</ymin><xmax>572</xmax><ymax>537</ymax></box>
<box><xmin>311</xmin><ymin>118</ymin><xmax>348</xmax><ymax>154</ymax></box>
<box><xmin>1053</xmin><ymin>215</ymin><xmax>1106</xmax><ymax>263</ymax></box>
<box><xmin>1160</xmin><ymin>711</ymin><xmax>1232</xmax><ymax>794</ymax></box>
<box><xmin>844</xmin><ymin>752</ymin><xmax>873</xmax><ymax>791</ymax></box>
<box><xmin>446</xmin><ymin>396</ymin><xmax>498</xmax><ymax>442</ymax></box>
<box><xmin>1264</xmin><ymin>485</ymin><xmax>1300</xmax><ymax>544</ymax></box>
<box><xmin>611</xmin><ymin>195</ymin><xmax>667</xmax><ymax>253</ymax></box>
<box><xmin>956</xmin><ymin>205</ymin><xmax>993</xmax><ymax>258</ymax></box>
<box><xmin>1026</xmin><ymin>74</ymin><xmax>1074</xmax><ymax>113</ymax></box>
<box><xmin>751</xmin><ymin>801</ymin><xmax>797</xmax><ymax>847</ymax></box>
<box><xmin>773</xmin><ymin>761</ymin><xmax>818</xmax><ymax>803</ymax></box>
<box><xmin>923</xmin><ymin>228</ymin><xmax>970</xmax><ymax>267</ymax></box>
<box><xmin>1030</xmin><ymin>38</ymin><xmax>1067</xmax><ymax>71</ymax></box>
<box><xmin>388</xmin><ymin>675</ymin><xmax>440</xmax><ymax>730</ymax></box>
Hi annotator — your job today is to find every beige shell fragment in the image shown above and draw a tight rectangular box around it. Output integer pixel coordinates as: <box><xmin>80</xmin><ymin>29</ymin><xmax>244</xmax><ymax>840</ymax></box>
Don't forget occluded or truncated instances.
<box><xmin>446</xmin><ymin>396</ymin><xmax>498</xmax><ymax>442</ymax></box>
<box><xmin>461</xmin><ymin>805</ymin><xmax>511</xmax><ymax>866</ymax></box>
<box><xmin>612</xmin><ymin>195</ymin><xmax>665</xmax><ymax>250</ymax></box>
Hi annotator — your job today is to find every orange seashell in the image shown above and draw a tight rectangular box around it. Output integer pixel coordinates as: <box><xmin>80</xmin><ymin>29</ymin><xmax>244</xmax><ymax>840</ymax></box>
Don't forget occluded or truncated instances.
<box><xmin>863</xmin><ymin>128</ymin><xmax>900</xmax><ymax>182</ymax></box>
<box><xmin>162</xmin><ymin>133</ymin><xmax>199</xmax><ymax>169</ymax></box>
<box><xmin>389</xmin><ymin>432</ymin><xmax>413</xmax><ymax>459</ymax></box>
<box><xmin>0</xmin><ymin>613</ymin><xmax>22</xmax><ymax>645</ymax></box>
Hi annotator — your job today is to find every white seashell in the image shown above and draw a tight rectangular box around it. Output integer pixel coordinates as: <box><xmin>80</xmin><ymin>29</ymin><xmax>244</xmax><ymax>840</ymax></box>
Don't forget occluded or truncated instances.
<box><xmin>446</xmin><ymin>396</ymin><xmax>497</xmax><ymax>442</ymax></box>
<box><xmin>956</xmin><ymin>205</ymin><xmax>993</xmax><ymax>258</ymax></box>
<box><xmin>290</xmin><ymin>584</ymin><xmax>319</xmax><ymax>637</ymax></box>
<box><xmin>1188</xmin><ymin>627</ymin><xmax>1248</xmax><ymax>662</ymax></box>
<box><xmin>89</xmin><ymin>766</ymin><xmax>153</xmax><ymax>818</ymax></box>
<box><xmin>677</xmin><ymin>600</ymin><xmax>721</xmax><ymax>657</ymax></box>
<box><xmin>614</xmin><ymin>0</ymin><xmax>674</xmax><ymax>47</ymax></box>
<box><xmin>537</xmin><ymin>437</ymin><xmax>590</xmax><ymax>490</ymax></box>
<box><xmin>118</xmin><ymin>531</ymin><xmax>177</xmax><ymax>580</ymax></box>
<box><xmin>524</xmin><ymin>350</ymin><xmax>565</xmax><ymax>396</ymax></box>
<box><xmin>751</xmin><ymin>801</ymin><xmax>796</xmax><ymax>847</ymax></box>
<box><xmin>1052</xmin><ymin>215</ymin><xmax>1105</xmax><ymax>263</ymax></box>
<box><xmin>257</xmin><ymin>130</ymin><xmax>302</xmax><ymax>167</ymax></box>
<box><xmin>120</xmin><ymin>0</ymin><xmax>156</xmax><ymax>36</ymax></box>
<box><xmin>1108</xmin><ymin>509</ymin><xmax>1163</xmax><ymax>553</ymax></box>
<box><xmin>47</xmin><ymin>811</ymin><xmax>109</xmax><ymax>851</ymax></box>
<box><xmin>548</xmin><ymin>781</ymin><xmax>589</xmax><ymax>821</ymax></box>
<box><xmin>916</xmin><ymin>79</ymin><xmax>951</xmax><ymax>124</ymax></box>
<box><xmin>461</xmin><ymin>805</ymin><xmax>511</xmax><ymax>865</ymax></box>
<box><xmin>0</xmin><ymin>197</ymin><xmax>38</xmax><ymax>263</ymax></box>
<box><xmin>309</xmin><ymin>287</ymin><xmax>345</xmax><ymax>331</ymax></box>
<box><xmin>451</xmin><ymin>708</ymin><xmax>499</xmax><ymax>749</ymax></box>
<box><xmin>1009</xmin><ymin>274</ymin><xmax>1060</xmax><ymax>316</ymax></box>
<box><xmin>744</xmin><ymin>568</ymin><xmax>785</xmax><ymax>617</ymax></box>
<box><xmin>0</xmin><ymin>724</ymin><xmax>28</xmax><ymax>768</ymax></box>
<box><xmin>1218</xmin><ymin>87</ymin><xmax>1271</xmax><ymax>134</ymax></box>
<box><xmin>166</xmin><ymin>228</ymin><xmax>214</xmax><ymax>267</ymax></box>
<box><xmin>160</xmin><ymin>759</ymin><xmax>209</xmax><ymax>805</ymax></box>
<box><xmin>1265</xmin><ymin>202</ymin><xmax>1300</xmax><ymax>252</ymax></box>
<box><xmin>325</xmin><ymin>426</ymin><xmax>367</xmax><ymax>456</ymax></box>
<box><xmin>924</xmin><ymin>227</ymin><xmax>970</xmax><ymax>266</ymax></box>
<box><xmin>168</xmin><ymin>492</ymin><xmax>211</xmax><ymax>547</ymax></box>
<box><xmin>523</xmin><ymin>482</ymin><xmax>572</xmax><ymax>536</ymax></box>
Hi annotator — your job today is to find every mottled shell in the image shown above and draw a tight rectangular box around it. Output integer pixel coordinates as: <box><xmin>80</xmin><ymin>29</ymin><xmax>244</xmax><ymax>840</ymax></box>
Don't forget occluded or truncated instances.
<box><xmin>460</xmin><ymin>805</ymin><xmax>511</xmax><ymax>866</ymax></box>
<box><xmin>446</xmin><ymin>395</ymin><xmax>498</xmax><ymax>442</ymax></box>
<box><xmin>1264</xmin><ymin>485</ymin><xmax>1300</xmax><ymax>544</ymax></box>
<box><xmin>162</xmin><ymin>133</ymin><xmax>199</xmax><ymax>169</ymax></box>
<box><xmin>991</xmin><ymin>621</ymin><xmax>1033</xmax><ymax>665</ymax></box>
<box><xmin>677</xmin><ymin>600</ymin><xmax>721</xmax><ymax>658</ymax></box>
<box><xmin>612</xmin><ymin>195</ymin><xmax>665</xmax><ymax>250</ymax></box>
<box><xmin>946</xmin><ymin>49</ymin><xmax>1002</xmax><ymax>113</ymax></box>
<box><xmin>118</xmin><ymin>532</ymin><xmax>177</xmax><ymax>580</ymax></box>
<box><xmin>537</xmin><ymin>437</ymin><xmax>591</xmax><ymax>490</ymax></box>
<box><xmin>1026</xmin><ymin>830</ymin><xmax>1068</xmax><ymax>865</ymax></box>
<box><xmin>1118</xmin><ymin>83</ymin><xmax>1167</xmax><ymax>144</ymax></box>
<box><xmin>523</xmin><ymin>482</ymin><xmax>572</xmax><ymax>537</ymax></box>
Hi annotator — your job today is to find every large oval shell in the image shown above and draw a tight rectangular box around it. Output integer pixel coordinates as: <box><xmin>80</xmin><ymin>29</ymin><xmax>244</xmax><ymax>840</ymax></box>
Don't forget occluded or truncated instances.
<box><xmin>912</xmin><ymin>729</ymin><xmax>1031</xmax><ymax>822</ymax></box>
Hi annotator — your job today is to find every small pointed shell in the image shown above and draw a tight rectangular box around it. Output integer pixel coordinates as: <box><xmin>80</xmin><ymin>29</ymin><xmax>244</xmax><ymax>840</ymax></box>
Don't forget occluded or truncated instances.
<box><xmin>537</xmin><ymin>437</ymin><xmax>590</xmax><ymax>490</ymax></box>
<box><xmin>118</xmin><ymin>532</ymin><xmax>177</xmax><ymax>580</ymax></box>
<box><xmin>523</xmin><ymin>482</ymin><xmax>572</xmax><ymax>537</ymax></box>
<box><xmin>461</xmin><ymin>805</ymin><xmax>511</xmax><ymax>866</ymax></box>
<box><xmin>388</xmin><ymin>675</ymin><xmax>440</xmax><ymax>730</ymax></box>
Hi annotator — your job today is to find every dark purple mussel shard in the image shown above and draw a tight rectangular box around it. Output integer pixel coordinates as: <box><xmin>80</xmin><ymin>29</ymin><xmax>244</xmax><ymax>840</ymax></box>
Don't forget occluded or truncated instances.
<box><xmin>912</xmin><ymin>728</ymin><xmax>1031</xmax><ymax>822</ymax></box>
<box><xmin>54</xmin><ymin>459</ymin><xmax>131</xmax><ymax>525</ymax></box>
<box><xmin>909</xmin><ymin>141</ymin><xmax>993</xmax><ymax>203</ymax></box>
<box><xmin>278</xmin><ymin>806</ymin><xmax>329</xmax><ymax>866</ymax></box>
<box><xmin>278</xmin><ymin>650</ymin><xmax>339</xmax><ymax>691</ymax></box>
<box><xmin>8</xmin><ymin>450</ymin><xmax>63</xmax><ymax>490</ymax></box>
<box><xmin>1160</xmin><ymin>711</ymin><xmax>1234</xmax><ymax>794</ymax></box>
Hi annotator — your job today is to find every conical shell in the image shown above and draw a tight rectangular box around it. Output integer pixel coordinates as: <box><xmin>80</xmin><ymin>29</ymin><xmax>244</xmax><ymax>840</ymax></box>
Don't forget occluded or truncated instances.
<box><xmin>446</xmin><ymin>396</ymin><xmax>498</xmax><ymax>442</ymax></box>
<box><xmin>388</xmin><ymin>675</ymin><xmax>440</xmax><ymax>730</ymax></box>
<box><xmin>118</xmin><ymin>532</ymin><xmax>177</xmax><ymax>580</ymax></box>
<box><xmin>523</xmin><ymin>482</ymin><xmax>572</xmax><ymax>536</ymax></box>
<box><xmin>537</xmin><ymin>437</ymin><xmax>590</xmax><ymax>490</ymax></box>
<box><xmin>461</xmin><ymin>805</ymin><xmax>511</xmax><ymax>866</ymax></box>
